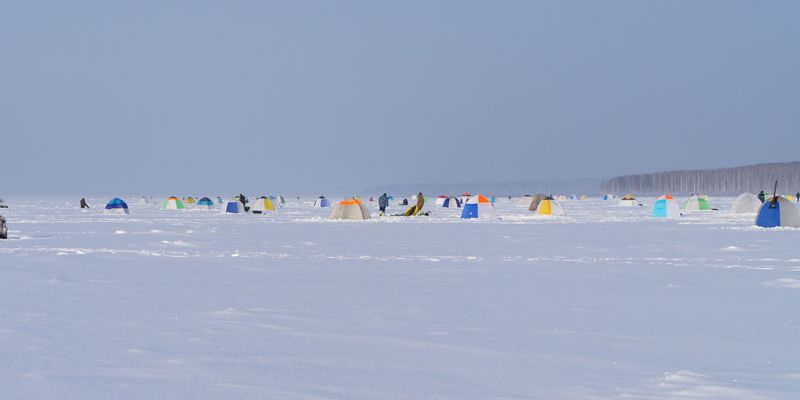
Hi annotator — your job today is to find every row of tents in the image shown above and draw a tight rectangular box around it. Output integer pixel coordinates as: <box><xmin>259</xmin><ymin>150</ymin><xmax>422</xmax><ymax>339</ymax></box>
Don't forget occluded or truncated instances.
<box><xmin>93</xmin><ymin>192</ymin><xmax>800</xmax><ymax>227</ymax></box>
<box><xmin>648</xmin><ymin>192</ymin><xmax>800</xmax><ymax>227</ymax></box>
<box><xmin>101</xmin><ymin>196</ymin><xmax>285</xmax><ymax>215</ymax></box>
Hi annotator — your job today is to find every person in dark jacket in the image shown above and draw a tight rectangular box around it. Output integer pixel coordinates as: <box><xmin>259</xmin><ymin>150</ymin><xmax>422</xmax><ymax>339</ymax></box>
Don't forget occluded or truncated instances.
<box><xmin>757</xmin><ymin>191</ymin><xmax>766</xmax><ymax>203</ymax></box>
<box><xmin>378</xmin><ymin>193</ymin><xmax>389</xmax><ymax>216</ymax></box>
<box><xmin>238</xmin><ymin>194</ymin><xmax>249</xmax><ymax>211</ymax></box>
<box><xmin>80</xmin><ymin>198</ymin><xmax>90</xmax><ymax>209</ymax></box>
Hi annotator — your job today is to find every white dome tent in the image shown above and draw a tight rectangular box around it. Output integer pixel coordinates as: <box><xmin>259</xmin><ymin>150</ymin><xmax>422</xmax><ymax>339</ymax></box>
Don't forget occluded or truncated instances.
<box><xmin>730</xmin><ymin>193</ymin><xmax>762</xmax><ymax>214</ymax></box>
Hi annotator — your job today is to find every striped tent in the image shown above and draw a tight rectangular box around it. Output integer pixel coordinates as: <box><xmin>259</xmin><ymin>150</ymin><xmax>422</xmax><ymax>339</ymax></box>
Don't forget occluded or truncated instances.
<box><xmin>268</xmin><ymin>196</ymin><xmax>284</xmax><ymax>208</ymax></box>
<box><xmin>329</xmin><ymin>199</ymin><xmax>370</xmax><ymax>220</ymax></box>
<box><xmin>162</xmin><ymin>197</ymin><xmax>185</xmax><ymax>210</ymax></box>
<box><xmin>652</xmin><ymin>195</ymin><xmax>680</xmax><ymax>218</ymax></box>
<box><xmin>252</xmin><ymin>197</ymin><xmax>277</xmax><ymax>214</ymax></box>
<box><xmin>440</xmin><ymin>197</ymin><xmax>461</xmax><ymax>208</ymax></box>
<box><xmin>435</xmin><ymin>195</ymin><xmax>449</xmax><ymax>206</ymax></box>
<box><xmin>535</xmin><ymin>196</ymin><xmax>564</xmax><ymax>216</ymax></box>
<box><xmin>313</xmin><ymin>196</ymin><xmax>331</xmax><ymax>208</ymax></box>
<box><xmin>461</xmin><ymin>194</ymin><xmax>497</xmax><ymax>220</ymax></box>
<box><xmin>196</xmin><ymin>197</ymin><xmax>215</xmax><ymax>209</ymax></box>
<box><xmin>103</xmin><ymin>198</ymin><xmax>129</xmax><ymax>215</ymax></box>
<box><xmin>756</xmin><ymin>196</ymin><xmax>800</xmax><ymax>228</ymax></box>
<box><xmin>683</xmin><ymin>195</ymin><xmax>711</xmax><ymax>211</ymax></box>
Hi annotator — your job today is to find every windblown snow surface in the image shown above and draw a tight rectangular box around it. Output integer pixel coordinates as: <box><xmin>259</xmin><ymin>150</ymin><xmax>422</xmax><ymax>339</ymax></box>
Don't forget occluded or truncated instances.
<box><xmin>1</xmin><ymin>196</ymin><xmax>799</xmax><ymax>399</ymax></box>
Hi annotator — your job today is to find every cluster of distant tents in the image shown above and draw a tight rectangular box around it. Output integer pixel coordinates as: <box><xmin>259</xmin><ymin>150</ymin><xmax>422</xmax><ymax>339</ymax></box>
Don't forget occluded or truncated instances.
<box><xmin>3</xmin><ymin>189</ymin><xmax>800</xmax><ymax>240</ymax></box>
<box><xmin>55</xmin><ymin>191</ymin><xmax>800</xmax><ymax>227</ymax></box>
<box><xmin>636</xmin><ymin>191</ymin><xmax>800</xmax><ymax>228</ymax></box>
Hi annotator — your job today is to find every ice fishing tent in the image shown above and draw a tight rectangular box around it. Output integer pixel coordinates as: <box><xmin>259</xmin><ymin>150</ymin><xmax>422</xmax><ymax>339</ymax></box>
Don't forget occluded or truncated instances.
<box><xmin>683</xmin><ymin>195</ymin><xmax>711</xmax><ymax>211</ymax></box>
<box><xmin>785</xmin><ymin>194</ymin><xmax>796</xmax><ymax>202</ymax></box>
<box><xmin>185</xmin><ymin>197</ymin><xmax>196</xmax><ymax>205</ymax></box>
<box><xmin>535</xmin><ymin>196</ymin><xmax>565</xmax><ymax>216</ymax></box>
<box><xmin>756</xmin><ymin>196</ymin><xmax>800</xmax><ymax>228</ymax></box>
<box><xmin>400</xmin><ymin>198</ymin><xmax>409</xmax><ymax>206</ymax></box>
<box><xmin>329</xmin><ymin>199</ymin><xmax>371</xmax><ymax>220</ymax></box>
<box><xmin>252</xmin><ymin>197</ymin><xmax>277</xmax><ymax>214</ymax></box>
<box><xmin>619</xmin><ymin>194</ymin><xmax>637</xmax><ymax>206</ymax></box>
<box><xmin>221</xmin><ymin>199</ymin><xmax>246</xmax><ymax>214</ymax></box>
<box><xmin>103</xmin><ymin>198</ymin><xmax>129</xmax><ymax>215</ymax></box>
<box><xmin>162</xmin><ymin>197</ymin><xmax>185</xmax><ymax>210</ymax></box>
<box><xmin>196</xmin><ymin>197</ymin><xmax>215</xmax><ymax>209</ymax></box>
<box><xmin>526</xmin><ymin>194</ymin><xmax>547</xmax><ymax>212</ymax></box>
<box><xmin>461</xmin><ymin>192</ymin><xmax>472</xmax><ymax>204</ymax></box>
<box><xmin>556</xmin><ymin>194</ymin><xmax>567</xmax><ymax>202</ymax></box>
<box><xmin>461</xmin><ymin>194</ymin><xmax>497</xmax><ymax>220</ymax></box>
<box><xmin>440</xmin><ymin>197</ymin><xmax>461</xmax><ymax>208</ymax></box>
<box><xmin>0</xmin><ymin>198</ymin><xmax>7</xmax><ymax>208</ymax></box>
<box><xmin>136</xmin><ymin>196</ymin><xmax>149</xmax><ymax>205</ymax></box>
<box><xmin>435</xmin><ymin>195</ymin><xmax>449</xmax><ymax>206</ymax></box>
<box><xmin>570</xmin><ymin>194</ymin><xmax>578</xmax><ymax>200</ymax></box>
<box><xmin>579</xmin><ymin>195</ymin><xmax>589</xmax><ymax>200</ymax></box>
<box><xmin>652</xmin><ymin>195</ymin><xmax>680</xmax><ymax>218</ymax></box>
<box><xmin>603</xmin><ymin>194</ymin><xmax>616</xmax><ymax>200</ymax></box>
<box><xmin>516</xmin><ymin>196</ymin><xmax>533</xmax><ymax>207</ymax></box>
<box><xmin>313</xmin><ymin>196</ymin><xmax>331</xmax><ymax>208</ymax></box>
<box><xmin>730</xmin><ymin>193</ymin><xmax>761</xmax><ymax>214</ymax></box>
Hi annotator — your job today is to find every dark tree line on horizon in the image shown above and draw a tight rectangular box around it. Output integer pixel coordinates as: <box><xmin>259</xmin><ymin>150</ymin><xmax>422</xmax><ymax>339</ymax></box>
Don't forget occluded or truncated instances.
<box><xmin>600</xmin><ymin>162</ymin><xmax>800</xmax><ymax>195</ymax></box>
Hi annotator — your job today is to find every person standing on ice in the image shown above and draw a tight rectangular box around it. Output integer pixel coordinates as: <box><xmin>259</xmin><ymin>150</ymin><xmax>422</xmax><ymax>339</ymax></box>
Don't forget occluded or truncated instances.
<box><xmin>757</xmin><ymin>190</ymin><xmax>766</xmax><ymax>203</ymax></box>
<box><xmin>238</xmin><ymin>193</ymin><xmax>249</xmax><ymax>211</ymax></box>
<box><xmin>413</xmin><ymin>192</ymin><xmax>425</xmax><ymax>215</ymax></box>
<box><xmin>80</xmin><ymin>198</ymin><xmax>90</xmax><ymax>209</ymax></box>
<box><xmin>378</xmin><ymin>193</ymin><xmax>389</xmax><ymax>216</ymax></box>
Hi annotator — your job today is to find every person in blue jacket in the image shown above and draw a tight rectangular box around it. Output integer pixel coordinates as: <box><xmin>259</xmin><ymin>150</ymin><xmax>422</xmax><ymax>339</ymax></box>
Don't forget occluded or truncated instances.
<box><xmin>378</xmin><ymin>193</ymin><xmax>389</xmax><ymax>216</ymax></box>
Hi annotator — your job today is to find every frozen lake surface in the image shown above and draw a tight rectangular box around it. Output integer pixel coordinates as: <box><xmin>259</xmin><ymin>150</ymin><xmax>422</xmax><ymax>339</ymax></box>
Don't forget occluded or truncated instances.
<box><xmin>1</xmin><ymin>196</ymin><xmax>799</xmax><ymax>399</ymax></box>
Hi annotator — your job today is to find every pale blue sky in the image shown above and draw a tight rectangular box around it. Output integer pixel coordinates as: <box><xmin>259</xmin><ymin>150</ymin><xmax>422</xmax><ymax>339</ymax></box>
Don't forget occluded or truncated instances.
<box><xmin>1</xmin><ymin>1</ymin><xmax>798</xmax><ymax>195</ymax></box>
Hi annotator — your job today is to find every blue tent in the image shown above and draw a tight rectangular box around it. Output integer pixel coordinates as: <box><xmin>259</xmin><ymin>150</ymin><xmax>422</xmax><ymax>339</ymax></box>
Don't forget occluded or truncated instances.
<box><xmin>197</xmin><ymin>197</ymin><xmax>214</xmax><ymax>206</ymax></box>
<box><xmin>221</xmin><ymin>199</ymin><xmax>246</xmax><ymax>214</ymax></box>
<box><xmin>441</xmin><ymin>197</ymin><xmax>461</xmax><ymax>208</ymax></box>
<box><xmin>314</xmin><ymin>197</ymin><xmax>331</xmax><ymax>208</ymax></box>
<box><xmin>104</xmin><ymin>198</ymin><xmax>129</xmax><ymax>214</ymax></box>
<box><xmin>756</xmin><ymin>196</ymin><xmax>800</xmax><ymax>228</ymax></box>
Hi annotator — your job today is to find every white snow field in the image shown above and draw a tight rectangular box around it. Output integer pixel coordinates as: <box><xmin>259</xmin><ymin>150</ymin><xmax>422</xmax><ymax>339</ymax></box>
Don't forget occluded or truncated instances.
<box><xmin>1</xmin><ymin>196</ymin><xmax>799</xmax><ymax>399</ymax></box>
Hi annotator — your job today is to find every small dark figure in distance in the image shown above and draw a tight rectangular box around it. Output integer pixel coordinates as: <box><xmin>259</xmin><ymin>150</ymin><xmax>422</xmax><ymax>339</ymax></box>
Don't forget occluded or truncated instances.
<box><xmin>80</xmin><ymin>198</ymin><xmax>90</xmax><ymax>209</ymax></box>
<box><xmin>0</xmin><ymin>215</ymin><xmax>7</xmax><ymax>239</ymax></box>
<box><xmin>757</xmin><ymin>191</ymin><xmax>766</xmax><ymax>203</ymax></box>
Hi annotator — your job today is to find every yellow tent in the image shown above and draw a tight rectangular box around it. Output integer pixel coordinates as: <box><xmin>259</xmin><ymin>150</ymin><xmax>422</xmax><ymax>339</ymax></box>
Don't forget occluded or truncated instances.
<box><xmin>251</xmin><ymin>197</ymin><xmax>277</xmax><ymax>214</ymax></box>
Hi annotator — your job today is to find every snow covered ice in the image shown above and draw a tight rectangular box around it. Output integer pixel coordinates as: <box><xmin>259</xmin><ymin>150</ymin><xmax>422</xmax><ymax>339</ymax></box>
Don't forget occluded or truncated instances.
<box><xmin>1</xmin><ymin>196</ymin><xmax>799</xmax><ymax>399</ymax></box>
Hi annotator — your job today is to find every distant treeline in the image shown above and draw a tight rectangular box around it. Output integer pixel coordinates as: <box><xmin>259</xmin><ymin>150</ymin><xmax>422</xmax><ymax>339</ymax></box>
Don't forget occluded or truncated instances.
<box><xmin>600</xmin><ymin>162</ymin><xmax>800</xmax><ymax>195</ymax></box>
